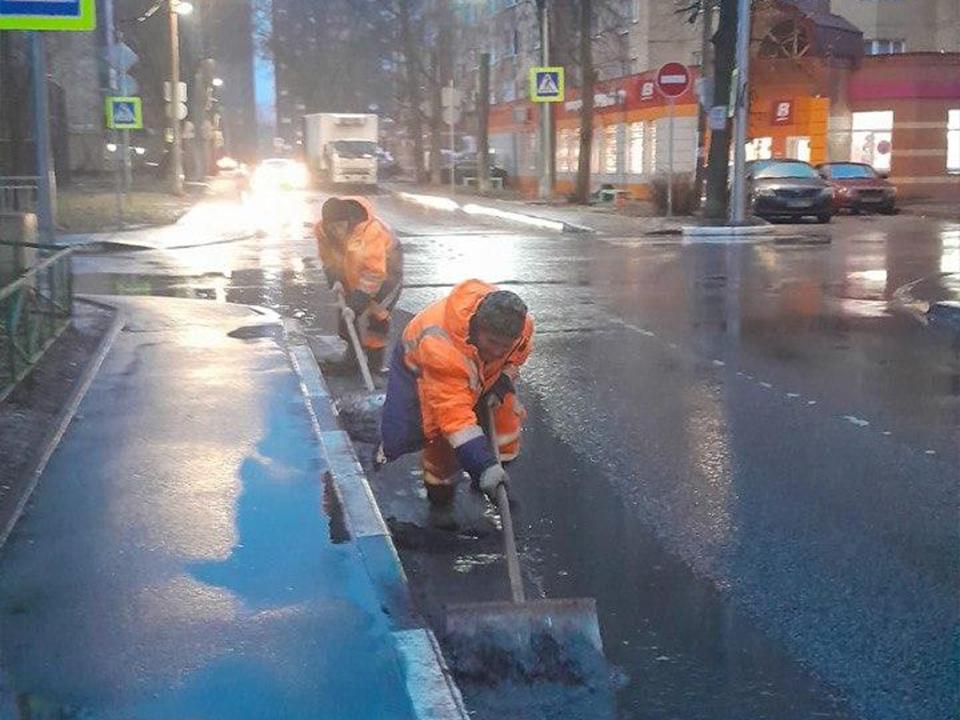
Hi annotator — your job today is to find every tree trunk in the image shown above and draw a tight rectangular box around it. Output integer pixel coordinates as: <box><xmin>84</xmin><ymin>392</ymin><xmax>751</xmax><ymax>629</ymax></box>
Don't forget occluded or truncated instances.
<box><xmin>428</xmin><ymin>50</ymin><xmax>442</xmax><ymax>185</ymax></box>
<box><xmin>573</xmin><ymin>0</ymin><xmax>594</xmax><ymax>205</ymax></box>
<box><xmin>398</xmin><ymin>0</ymin><xmax>426</xmax><ymax>182</ymax></box>
<box><xmin>703</xmin><ymin>0</ymin><xmax>738</xmax><ymax>219</ymax></box>
<box><xmin>477</xmin><ymin>52</ymin><xmax>491</xmax><ymax>193</ymax></box>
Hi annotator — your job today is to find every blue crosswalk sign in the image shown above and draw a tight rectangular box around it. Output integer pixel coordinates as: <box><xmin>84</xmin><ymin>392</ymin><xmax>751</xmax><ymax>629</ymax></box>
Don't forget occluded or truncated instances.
<box><xmin>106</xmin><ymin>96</ymin><xmax>143</xmax><ymax>130</ymax></box>
<box><xmin>530</xmin><ymin>67</ymin><xmax>564</xmax><ymax>103</ymax></box>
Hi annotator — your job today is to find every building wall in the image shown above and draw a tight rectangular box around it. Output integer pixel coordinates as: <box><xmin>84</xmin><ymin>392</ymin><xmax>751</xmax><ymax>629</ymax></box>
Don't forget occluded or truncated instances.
<box><xmin>832</xmin><ymin>0</ymin><xmax>960</xmax><ymax>52</ymax></box>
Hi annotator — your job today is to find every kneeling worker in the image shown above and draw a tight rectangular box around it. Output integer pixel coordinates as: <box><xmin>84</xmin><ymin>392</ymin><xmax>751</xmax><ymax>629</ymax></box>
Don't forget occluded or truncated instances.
<box><xmin>380</xmin><ymin>279</ymin><xmax>533</xmax><ymax>508</ymax></box>
<box><xmin>315</xmin><ymin>196</ymin><xmax>403</xmax><ymax>371</ymax></box>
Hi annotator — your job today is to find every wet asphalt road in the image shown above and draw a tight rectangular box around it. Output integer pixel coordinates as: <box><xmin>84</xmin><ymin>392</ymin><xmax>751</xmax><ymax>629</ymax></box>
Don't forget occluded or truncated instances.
<box><xmin>72</xmin><ymin>189</ymin><xmax>959</xmax><ymax>719</ymax></box>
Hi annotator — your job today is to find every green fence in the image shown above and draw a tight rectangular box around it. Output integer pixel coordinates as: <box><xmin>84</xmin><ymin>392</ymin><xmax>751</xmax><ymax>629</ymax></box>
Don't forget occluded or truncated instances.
<box><xmin>0</xmin><ymin>241</ymin><xmax>74</xmax><ymax>402</ymax></box>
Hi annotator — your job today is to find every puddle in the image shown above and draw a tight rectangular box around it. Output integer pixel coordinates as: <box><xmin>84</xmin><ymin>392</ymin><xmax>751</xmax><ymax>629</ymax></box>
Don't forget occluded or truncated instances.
<box><xmin>322</xmin><ymin>472</ymin><xmax>350</xmax><ymax>544</ymax></box>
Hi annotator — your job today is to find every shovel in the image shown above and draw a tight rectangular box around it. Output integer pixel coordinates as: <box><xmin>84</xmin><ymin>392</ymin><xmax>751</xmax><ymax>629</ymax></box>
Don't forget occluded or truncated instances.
<box><xmin>444</xmin><ymin>406</ymin><xmax>605</xmax><ymax>685</ymax></box>
<box><xmin>334</xmin><ymin>286</ymin><xmax>375</xmax><ymax>392</ymax></box>
<box><xmin>332</xmin><ymin>287</ymin><xmax>385</xmax><ymax>443</ymax></box>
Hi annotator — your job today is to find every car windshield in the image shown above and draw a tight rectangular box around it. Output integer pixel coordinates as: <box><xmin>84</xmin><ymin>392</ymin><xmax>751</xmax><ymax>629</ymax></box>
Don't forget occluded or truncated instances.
<box><xmin>331</xmin><ymin>141</ymin><xmax>377</xmax><ymax>158</ymax></box>
<box><xmin>823</xmin><ymin>164</ymin><xmax>878</xmax><ymax>179</ymax></box>
<box><xmin>753</xmin><ymin>162</ymin><xmax>819</xmax><ymax>179</ymax></box>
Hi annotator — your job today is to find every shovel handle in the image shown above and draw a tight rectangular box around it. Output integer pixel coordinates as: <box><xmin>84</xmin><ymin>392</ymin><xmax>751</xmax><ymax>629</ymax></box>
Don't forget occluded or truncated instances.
<box><xmin>488</xmin><ymin>406</ymin><xmax>526</xmax><ymax>603</ymax></box>
<box><xmin>336</xmin><ymin>289</ymin><xmax>376</xmax><ymax>392</ymax></box>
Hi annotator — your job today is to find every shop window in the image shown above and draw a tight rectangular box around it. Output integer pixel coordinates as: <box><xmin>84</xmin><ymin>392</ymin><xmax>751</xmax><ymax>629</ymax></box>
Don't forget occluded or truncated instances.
<box><xmin>851</xmin><ymin>110</ymin><xmax>893</xmax><ymax>171</ymax></box>
<box><xmin>647</xmin><ymin>122</ymin><xmax>657</xmax><ymax>174</ymax></box>
<box><xmin>591</xmin><ymin>130</ymin><xmax>601</xmax><ymax>174</ymax></box>
<box><xmin>603</xmin><ymin>125</ymin><xmax>618</xmax><ymax>174</ymax></box>
<box><xmin>628</xmin><ymin>122</ymin><xmax>644</xmax><ymax>174</ymax></box>
<box><xmin>863</xmin><ymin>39</ymin><xmax>905</xmax><ymax>55</ymax></box>
<box><xmin>948</xmin><ymin>109</ymin><xmax>960</xmax><ymax>174</ymax></box>
<box><xmin>787</xmin><ymin>136</ymin><xmax>811</xmax><ymax>162</ymax></box>
<box><xmin>746</xmin><ymin>137</ymin><xmax>773</xmax><ymax>161</ymax></box>
<box><xmin>556</xmin><ymin>129</ymin><xmax>570</xmax><ymax>173</ymax></box>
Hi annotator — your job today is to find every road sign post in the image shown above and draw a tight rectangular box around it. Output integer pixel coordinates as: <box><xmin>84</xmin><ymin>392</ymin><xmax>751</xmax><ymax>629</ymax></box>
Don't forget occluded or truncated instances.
<box><xmin>531</xmin><ymin>65</ymin><xmax>563</xmax><ymax>200</ymax></box>
<box><xmin>656</xmin><ymin>62</ymin><xmax>691</xmax><ymax>218</ymax></box>
<box><xmin>4</xmin><ymin>0</ymin><xmax>98</xmax><ymax>241</ymax></box>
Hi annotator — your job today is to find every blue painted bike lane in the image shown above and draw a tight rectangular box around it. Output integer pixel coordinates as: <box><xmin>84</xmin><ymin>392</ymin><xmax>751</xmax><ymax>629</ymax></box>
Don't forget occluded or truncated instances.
<box><xmin>0</xmin><ymin>297</ymin><xmax>463</xmax><ymax>719</ymax></box>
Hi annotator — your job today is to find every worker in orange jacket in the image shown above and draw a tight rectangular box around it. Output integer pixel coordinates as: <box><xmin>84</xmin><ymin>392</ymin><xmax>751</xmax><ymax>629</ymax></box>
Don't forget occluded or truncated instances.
<box><xmin>380</xmin><ymin>279</ymin><xmax>533</xmax><ymax>509</ymax></box>
<box><xmin>315</xmin><ymin>196</ymin><xmax>403</xmax><ymax>371</ymax></box>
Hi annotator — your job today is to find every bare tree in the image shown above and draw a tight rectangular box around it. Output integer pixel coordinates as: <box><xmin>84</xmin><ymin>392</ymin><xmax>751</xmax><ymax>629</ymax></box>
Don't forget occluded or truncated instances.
<box><xmin>703</xmin><ymin>0</ymin><xmax>737</xmax><ymax>218</ymax></box>
<box><xmin>573</xmin><ymin>0</ymin><xmax>595</xmax><ymax>204</ymax></box>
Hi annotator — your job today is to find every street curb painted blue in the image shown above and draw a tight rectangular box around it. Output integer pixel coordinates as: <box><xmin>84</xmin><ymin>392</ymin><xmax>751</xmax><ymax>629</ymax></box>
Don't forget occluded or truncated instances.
<box><xmin>286</xmin><ymin>335</ymin><xmax>470</xmax><ymax>719</ymax></box>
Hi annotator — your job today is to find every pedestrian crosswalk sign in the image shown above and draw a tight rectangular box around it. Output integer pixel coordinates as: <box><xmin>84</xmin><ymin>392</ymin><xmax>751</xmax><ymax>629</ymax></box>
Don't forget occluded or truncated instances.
<box><xmin>106</xmin><ymin>96</ymin><xmax>143</xmax><ymax>130</ymax></box>
<box><xmin>530</xmin><ymin>67</ymin><xmax>564</xmax><ymax>103</ymax></box>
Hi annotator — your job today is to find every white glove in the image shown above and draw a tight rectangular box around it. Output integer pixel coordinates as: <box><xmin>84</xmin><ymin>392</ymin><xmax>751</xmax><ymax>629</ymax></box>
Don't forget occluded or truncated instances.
<box><xmin>332</xmin><ymin>281</ymin><xmax>344</xmax><ymax>297</ymax></box>
<box><xmin>341</xmin><ymin>306</ymin><xmax>356</xmax><ymax>324</ymax></box>
<box><xmin>479</xmin><ymin>464</ymin><xmax>509</xmax><ymax>499</ymax></box>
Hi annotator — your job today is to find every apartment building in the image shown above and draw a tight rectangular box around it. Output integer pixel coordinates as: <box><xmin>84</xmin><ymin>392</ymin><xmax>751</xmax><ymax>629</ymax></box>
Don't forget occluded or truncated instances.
<box><xmin>832</xmin><ymin>0</ymin><xmax>960</xmax><ymax>55</ymax></box>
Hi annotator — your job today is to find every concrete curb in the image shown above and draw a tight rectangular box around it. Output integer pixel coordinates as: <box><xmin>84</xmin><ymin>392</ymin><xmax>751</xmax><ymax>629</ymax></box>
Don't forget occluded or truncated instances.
<box><xmin>284</xmin><ymin>325</ymin><xmax>470</xmax><ymax>720</ymax></box>
<box><xmin>392</xmin><ymin>189</ymin><xmax>594</xmax><ymax>234</ymax></box>
<box><xmin>0</xmin><ymin>298</ymin><xmax>124</xmax><ymax>550</ymax></box>
<box><xmin>682</xmin><ymin>223</ymin><xmax>776</xmax><ymax>241</ymax></box>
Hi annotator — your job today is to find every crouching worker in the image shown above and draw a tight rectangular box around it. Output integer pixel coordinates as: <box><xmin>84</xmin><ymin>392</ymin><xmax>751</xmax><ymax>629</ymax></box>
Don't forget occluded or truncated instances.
<box><xmin>315</xmin><ymin>196</ymin><xmax>403</xmax><ymax>372</ymax></box>
<box><xmin>379</xmin><ymin>279</ymin><xmax>533</xmax><ymax>513</ymax></box>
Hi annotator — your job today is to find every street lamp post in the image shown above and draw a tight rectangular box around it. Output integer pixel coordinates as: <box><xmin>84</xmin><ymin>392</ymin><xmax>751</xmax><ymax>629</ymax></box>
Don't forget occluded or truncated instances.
<box><xmin>168</xmin><ymin>0</ymin><xmax>192</xmax><ymax>195</ymax></box>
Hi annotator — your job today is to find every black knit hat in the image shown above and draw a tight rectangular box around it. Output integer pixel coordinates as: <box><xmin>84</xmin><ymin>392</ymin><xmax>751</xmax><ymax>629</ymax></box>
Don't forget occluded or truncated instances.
<box><xmin>322</xmin><ymin>197</ymin><xmax>367</xmax><ymax>226</ymax></box>
<box><xmin>474</xmin><ymin>290</ymin><xmax>527</xmax><ymax>339</ymax></box>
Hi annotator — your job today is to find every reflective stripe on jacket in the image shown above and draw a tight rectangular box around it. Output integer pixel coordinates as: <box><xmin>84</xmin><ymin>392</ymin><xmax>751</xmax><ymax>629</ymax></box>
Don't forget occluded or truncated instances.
<box><xmin>401</xmin><ymin>279</ymin><xmax>533</xmax><ymax>450</ymax></box>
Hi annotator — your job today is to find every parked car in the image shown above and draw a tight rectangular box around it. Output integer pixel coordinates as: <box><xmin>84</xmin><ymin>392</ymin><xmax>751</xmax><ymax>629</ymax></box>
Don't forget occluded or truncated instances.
<box><xmin>816</xmin><ymin>162</ymin><xmax>896</xmax><ymax>214</ymax></box>
<box><xmin>747</xmin><ymin>159</ymin><xmax>834</xmax><ymax>223</ymax></box>
<box><xmin>440</xmin><ymin>153</ymin><xmax>509</xmax><ymax>186</ymax></box>
<box><xmin>377</xmin><ymin>148</ymin><xmax>401</xmax><ymax>179</ymax></box>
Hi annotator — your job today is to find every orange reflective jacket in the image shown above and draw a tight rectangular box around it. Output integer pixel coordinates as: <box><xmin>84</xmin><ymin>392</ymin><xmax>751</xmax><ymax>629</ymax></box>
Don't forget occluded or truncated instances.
<box><xmin>401</xmin><ymin>279</ymin><xmax>533</xmax><ymax>446</ymax></box>
<box><xmin>315</xmin><ymin>197</ymin><xmax>402</xmax><ymax>299</ymax></box>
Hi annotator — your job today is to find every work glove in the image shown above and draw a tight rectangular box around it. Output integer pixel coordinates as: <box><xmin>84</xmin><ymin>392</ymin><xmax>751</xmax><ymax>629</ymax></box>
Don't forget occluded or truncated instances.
<box><xmin>479</xmin><ymin>463</ymin><xmax>509</xmax><ymax>501</ymax></box>
<box><xmin>347</xmin><ymin>289</ymin><xmax>372</xmax><ymax>316</ymax></box>
<box><xmin>324</xmin><ymin>268</ymin><xmax>342</xmax><ymax>290</ymax></box>
<box><xmin>331</xmin><ymin>280</ymin><xmax>344</xmax><ymax>297</ymax></box>
<box><xmin>486</xmin><ymin>373</ymin><xmax>514</xmax><ymax>408</ymax></box>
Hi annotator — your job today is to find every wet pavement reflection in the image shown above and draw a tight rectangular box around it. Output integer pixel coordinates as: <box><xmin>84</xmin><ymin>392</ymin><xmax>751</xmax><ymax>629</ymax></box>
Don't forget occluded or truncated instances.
<box><xmin>70</xmin><ymin>190</ymin><xmax>958</xmax><ymax>719</ymax></box>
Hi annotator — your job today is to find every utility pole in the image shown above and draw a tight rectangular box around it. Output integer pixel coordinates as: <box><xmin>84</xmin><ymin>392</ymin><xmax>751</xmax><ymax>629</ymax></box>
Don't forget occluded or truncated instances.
<box><xmin>694</xmin><ymin>0</ymin><xmax>713</xmax><ymax>209</ymax></box>
<box><xmin>168</xmin><ymin>0</ymin><xmax>184</xmax><ymax>195</ymax></box>
<box><xmin>537</xmin><ymin>0</ymin><xmax>552</xmax><ymax>200</ymax></box>
<box><xmin>729</xmin><ymin>0</ymin><xmax>751</xmax><ymax>223</ymax></box>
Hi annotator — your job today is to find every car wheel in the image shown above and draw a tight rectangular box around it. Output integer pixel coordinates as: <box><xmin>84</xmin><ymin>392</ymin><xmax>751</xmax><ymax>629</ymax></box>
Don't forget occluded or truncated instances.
<box><xmin>817</xmin><ymin>213</ymin><xmax>832</xmax><ymax>224</ymax></box>
<box><xmin>881</xmin><ymin>203</ymin><xmax>897</xmax><ymax>215</ymax></box>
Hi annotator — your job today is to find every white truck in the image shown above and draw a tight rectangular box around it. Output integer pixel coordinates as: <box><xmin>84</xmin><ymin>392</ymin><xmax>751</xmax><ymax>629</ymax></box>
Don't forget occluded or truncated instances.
<box><xmin>303</xmin><ymin>113</ymin><xmax>379</xmax><ymax>185</ymax></box>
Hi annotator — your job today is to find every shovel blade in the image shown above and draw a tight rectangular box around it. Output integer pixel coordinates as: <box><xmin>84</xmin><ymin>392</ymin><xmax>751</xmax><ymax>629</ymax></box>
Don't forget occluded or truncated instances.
<box><xmin>444</xmin><ymin>598</ymin><xmax>605</xmax><ymax>685</ymax></box>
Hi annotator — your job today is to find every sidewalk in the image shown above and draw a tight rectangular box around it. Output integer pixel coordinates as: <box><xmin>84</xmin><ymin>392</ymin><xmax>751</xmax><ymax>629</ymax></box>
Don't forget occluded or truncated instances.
<box><xmin>56</xmin><ymin>187</ymin><xmax>256</xmax><ymax>252</ymax></box>
<box><xmin>388</xmin><ymin>183</ymin><xmax>690</xmax><ymax>236</ymax></box>
<box><xmin>0</xmin><ymin>296</ymin><xmax>466</xmax><ymax>719</ymax></box>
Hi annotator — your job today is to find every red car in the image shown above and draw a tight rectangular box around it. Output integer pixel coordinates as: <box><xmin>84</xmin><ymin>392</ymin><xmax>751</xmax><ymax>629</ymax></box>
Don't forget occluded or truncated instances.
<box><xmin>816</xmin><ymin>162</ymin><xmax>897</xmax><ymax>215</ymax></box>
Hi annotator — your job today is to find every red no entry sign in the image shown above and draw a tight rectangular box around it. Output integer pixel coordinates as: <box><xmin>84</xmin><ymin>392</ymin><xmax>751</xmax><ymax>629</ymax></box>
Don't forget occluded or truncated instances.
<box><xmin>656</xmin><ymin>62</ymin><xmax>690</xmax><ymax>99</ymax></box>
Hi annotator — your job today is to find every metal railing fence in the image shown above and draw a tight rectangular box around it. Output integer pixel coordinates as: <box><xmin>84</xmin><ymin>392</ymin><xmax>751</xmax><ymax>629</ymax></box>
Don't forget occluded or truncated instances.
<box><xmin>0</xmin><ymin>241</ymin><xmax>74</xmax><ymax>402</ymax></box>
<box><xmin>0</xmin><ymin>177</ymin><xmax>40</xmax><ymax>214</ymax></box>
